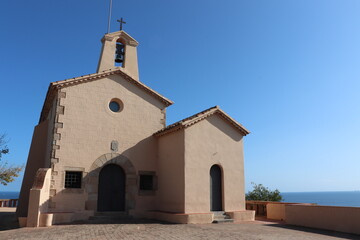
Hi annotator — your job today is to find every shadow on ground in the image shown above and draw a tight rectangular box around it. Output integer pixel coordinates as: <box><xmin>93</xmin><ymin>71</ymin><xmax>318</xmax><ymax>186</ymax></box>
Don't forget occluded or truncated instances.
<box><xmin>266</xmin><ymin>223</ymin><xmax>360</xmax><ymax>240</ymax></box>
<box><xmin>2</xmin><ymin>209</ymin><xmax>360</xmax><ymax>240</ymax></box>
<box><xmin>0</xmin><ymin>211</ymin><xmax>20</xmax><ymax>231</ymax></box>
<box><xmin>66</xmin><ymin>217</ymin><xmax>176</xmax><ymax>226</ymax></box>
<box><xmin>0</xmin><ymin>209</ymin><xmax>173</xmax><ymax>231</ymax></box>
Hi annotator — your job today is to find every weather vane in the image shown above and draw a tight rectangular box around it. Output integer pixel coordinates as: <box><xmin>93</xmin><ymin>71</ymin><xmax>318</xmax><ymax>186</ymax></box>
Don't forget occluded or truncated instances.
<box><xmin>117</xmin><ymin>18</ymin><xmax>126</xmax><ymax>31</ymax></box>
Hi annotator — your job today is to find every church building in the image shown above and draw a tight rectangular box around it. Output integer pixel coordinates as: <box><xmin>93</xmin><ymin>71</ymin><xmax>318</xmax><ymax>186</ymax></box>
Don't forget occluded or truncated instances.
<box><xmin>17</xmin><ymin>27</ymin><xmax>254</xmax><ymax>227</ymax></box>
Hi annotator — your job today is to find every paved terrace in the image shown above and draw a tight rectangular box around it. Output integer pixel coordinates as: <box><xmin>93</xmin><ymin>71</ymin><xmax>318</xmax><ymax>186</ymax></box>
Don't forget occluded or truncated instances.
<box><xmin>0</xmin><ymin>208</ymin><xmax>359</xmax><ymax>240</ymax></box>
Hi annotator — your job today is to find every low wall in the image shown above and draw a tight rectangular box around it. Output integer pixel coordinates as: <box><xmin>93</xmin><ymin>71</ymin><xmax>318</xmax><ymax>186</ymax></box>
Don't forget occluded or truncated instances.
<box><xmin>246</xmin><ymin>201</ymin><xmax>315</xmax><ymax>221</ymax></box>
<box><xmin>267</xmin><ymin>202</ymin><xmax>315</xmax><ymax>221</ymax></box>
<box><xmin>246</xmin><ymin>201</ymin><xmax>268</xmax><ymax>216</ymax></box>
<box><xmin>26</xmin><ymin>168</ymin><xmax>52</xmax><ymax>227</ymax></box>
<box><xmin>286</xmin><ymin>204</ymin><xmax>360</xmax><ymax>235</ymax></box>
<box><xmin>267</xmin><ymin>203</ymin><xmax>286</xmax><ymax>221</ymax></box>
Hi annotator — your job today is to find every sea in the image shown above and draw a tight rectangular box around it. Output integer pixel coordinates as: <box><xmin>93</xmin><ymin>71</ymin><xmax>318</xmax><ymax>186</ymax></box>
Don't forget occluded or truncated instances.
<box><xmin>281</xmin><ymin>191</ymin><xmax>360</xmax><ymax>207</ymax></box>
<box><xmin>0</xmin><ymin>191</ymin><xmax>19</xmax><ymax>199</ymax></box>
<box><xmin>1</xmin><ymin>191</ymin><xmax>360</xmax><ymax>207</ymax></box>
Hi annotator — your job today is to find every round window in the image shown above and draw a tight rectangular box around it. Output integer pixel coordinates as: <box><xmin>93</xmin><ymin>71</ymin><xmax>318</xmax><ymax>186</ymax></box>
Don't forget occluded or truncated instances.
<box><xmin>109</xmin><ymin>99</ymin><xmax>123</xmax><ymax>113</ymax></box>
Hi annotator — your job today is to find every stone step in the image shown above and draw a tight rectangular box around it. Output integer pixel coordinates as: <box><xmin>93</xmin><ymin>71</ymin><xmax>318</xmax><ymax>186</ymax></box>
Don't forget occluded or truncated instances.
<box><xmin>212</xmin><ymin>211</ymin><xmax>225</xmax><ymax>216</ymax></box>
<box><xmin>213</xmin><ymin>215</ymin><xmax>232</xmax><ymax>220</ymax></box>
<box><xmin>212</xmin><ymin>211</ymin><xmax>233</xmax><ymax>223</ymax></box>
<box><xmin>212</xmin><ymin>218</ymin><xmax>234</xmax><ymax>224</ymax></box>
<box><xmin>89</xmin><ymin>211</ymin><xmax>132</xmax><ymax>221</ymax></box>
<box><xmin>95</xmin><ymin>211</ymin><xmax>128</xmax><ymax>217</ymax></box>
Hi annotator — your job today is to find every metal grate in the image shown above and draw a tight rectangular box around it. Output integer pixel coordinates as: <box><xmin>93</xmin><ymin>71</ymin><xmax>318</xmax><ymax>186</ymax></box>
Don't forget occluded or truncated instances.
<box><xmin>65</xmin><ymin>171</ymin><xmax>82</xmax><ymax>188</ymax></box>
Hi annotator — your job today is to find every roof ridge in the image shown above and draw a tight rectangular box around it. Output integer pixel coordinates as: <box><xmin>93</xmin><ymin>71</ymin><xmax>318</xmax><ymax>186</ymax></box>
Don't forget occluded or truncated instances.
<box><xmin>39</xmin><ymin>68</ymin><xmax>173</xmax><ymax>123</ymax></box>
<box><xmin>181</xmin><ymin>106</ymin><xmax>218</xmax><ymax>124</ymax></box>
<box><xmin>52</xmin><ymin>68</ymin><xmax>121</xmax><ymax>86</ymax></box>
<box><xmin>154</xmin><ymin>106</ymin><xmax>249</xmax><ymax>137</ymax></box>
<box><xmin>49</xmin><ymin>68</ymin><xmax>172</xmax><ymax>105</ymax></box>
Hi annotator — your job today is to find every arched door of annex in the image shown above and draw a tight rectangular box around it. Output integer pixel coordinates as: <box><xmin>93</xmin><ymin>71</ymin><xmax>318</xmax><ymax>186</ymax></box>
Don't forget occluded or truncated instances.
<box><xmin>210</xmin><ymin>165</ymin><xmax>223</xmax><ymax>211</ymax></box>
<box><xmin>87</xmin><ymin>153</ymin><xmax>137</xmax><ymax>213</ymax></box>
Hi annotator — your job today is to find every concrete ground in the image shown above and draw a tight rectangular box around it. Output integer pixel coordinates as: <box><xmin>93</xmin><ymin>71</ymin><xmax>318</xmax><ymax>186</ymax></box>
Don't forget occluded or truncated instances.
<box><xmin>1</xmin><ymin>208</ymin><xmax>359</xmax><ymax>240</ymax></box>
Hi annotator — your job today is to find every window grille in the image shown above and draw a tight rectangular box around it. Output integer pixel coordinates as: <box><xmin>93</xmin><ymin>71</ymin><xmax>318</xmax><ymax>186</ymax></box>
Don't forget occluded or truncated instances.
<box><xmin>65</xmin><ymin>171</ymin><xmax>82</xmax><ymax>188</ymax></box>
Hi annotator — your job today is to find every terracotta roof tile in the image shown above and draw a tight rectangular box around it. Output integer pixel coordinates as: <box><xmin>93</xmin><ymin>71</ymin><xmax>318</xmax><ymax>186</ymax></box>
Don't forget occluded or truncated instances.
<box><xmin>154</xmin><ymin>106</ymin><xmax>250</xmax><ymax>137</ymax></box>
<box><xmin>51</xmin><ymin>68</ymin><xmax>173</xmax><ymax>105</ymax></box>
<box><xmin>39</xmin><ymin>68</ymin><xmax>173</xmax><ymax>123</ymax></box>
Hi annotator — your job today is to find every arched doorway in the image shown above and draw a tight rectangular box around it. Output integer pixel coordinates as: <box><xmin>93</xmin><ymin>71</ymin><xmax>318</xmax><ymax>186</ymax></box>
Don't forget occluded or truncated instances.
<box><xmin>97</xmin><ymin>164</ymin><xmax>125</xmax><ymax>211</ymax></box>
<box><xmin>210</xmin><ymin>165</ymin><xmax>223</xmax><ymax>211</ymax></box>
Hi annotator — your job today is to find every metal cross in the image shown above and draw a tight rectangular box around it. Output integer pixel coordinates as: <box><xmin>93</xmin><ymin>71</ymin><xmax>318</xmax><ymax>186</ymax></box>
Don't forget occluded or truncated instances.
<box><xmin>117</xmin><ymin>18</ymin><xmax>126</xmax><ymax>31</ymax></box>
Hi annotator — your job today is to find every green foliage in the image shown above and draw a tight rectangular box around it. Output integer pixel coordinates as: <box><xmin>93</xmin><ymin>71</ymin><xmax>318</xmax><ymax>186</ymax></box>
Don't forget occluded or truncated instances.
<box><xmin>0</xmin><ymin>134</ymin><xmax>23</xmax><ymax>186</ymax></box>
<box><xmin>246</xmin><ymin>183</ymin><xmax>283</xmax><ymax>202</ymax></box>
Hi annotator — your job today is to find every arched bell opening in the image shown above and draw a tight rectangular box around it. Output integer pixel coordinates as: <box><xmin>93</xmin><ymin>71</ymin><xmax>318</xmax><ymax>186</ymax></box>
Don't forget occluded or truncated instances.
<box><xmin>115</xmin><ymin>38</ymin><xmax>126</xmax><ymax>67</ymax></box>
<box><xmin>210</xmin><ymin>164</ymin><xmax>223</xmax><ymax>211</ymax></box>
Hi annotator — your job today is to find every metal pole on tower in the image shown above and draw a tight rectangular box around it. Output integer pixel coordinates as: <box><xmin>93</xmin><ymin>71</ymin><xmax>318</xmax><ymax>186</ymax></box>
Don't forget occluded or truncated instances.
<box><xmin>107</xmin><ymin>0</ymin><xmax>113</xmax><ymax>33</ymax></box>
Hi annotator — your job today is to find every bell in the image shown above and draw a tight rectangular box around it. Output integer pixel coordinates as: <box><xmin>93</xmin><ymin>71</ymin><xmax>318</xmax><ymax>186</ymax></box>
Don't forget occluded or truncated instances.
<box><xmin>115</xmin><ymin>56</ymin><xmax>123</xmax><ymax>63</ymax></box>
<box><xmin>115</xmin><ymin>44</ymin><xmax>124</xmax><ymax>63</ymax></box>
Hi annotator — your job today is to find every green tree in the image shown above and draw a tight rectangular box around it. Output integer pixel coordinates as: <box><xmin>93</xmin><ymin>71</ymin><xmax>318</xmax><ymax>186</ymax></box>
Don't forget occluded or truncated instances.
<box><xmin>0</xmin><ymin>134</ymin><xmax>23</xmax><ymax>186</ymax></box>
<box><xmin>246</xmin><ymin>183</ymin><xmax>283</xmax><ymax>202</ymax></box>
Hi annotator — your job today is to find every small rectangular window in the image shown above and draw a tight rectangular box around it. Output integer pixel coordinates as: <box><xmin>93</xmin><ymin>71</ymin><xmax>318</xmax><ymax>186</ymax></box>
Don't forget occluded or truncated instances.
<box><xmin>65</xmin><ymin>171</ymin><xmax>82</xmax><ymax>188</ymax></box>
<box><xmin>139</xmin><ymin>175</ymin><xmax>154</xmax><ymax>190</ymax></box>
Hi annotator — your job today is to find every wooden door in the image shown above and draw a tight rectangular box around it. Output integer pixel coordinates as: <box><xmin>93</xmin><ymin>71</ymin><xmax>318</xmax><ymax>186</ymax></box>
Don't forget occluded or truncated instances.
<box><xmin>97</xmin><ymin>164</ymin><xmax>125</xmax><ymax>211</ymax></box>
<box><xmin>210</xmin><ymin>165</ymin><xmax>223</xmax><ymax>211</ymax></box>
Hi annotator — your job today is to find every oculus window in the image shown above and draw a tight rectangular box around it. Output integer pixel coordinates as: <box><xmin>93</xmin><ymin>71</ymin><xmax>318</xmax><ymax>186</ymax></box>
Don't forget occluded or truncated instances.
<box><xmin>65</xmin><ymin>171</ymin><xmax>82</xmax><ymax>188</ymax></box>
<box><xmin>109</xmin><ymin>98</ymin><xmax>123</xmax><ymax>113</ymax></box>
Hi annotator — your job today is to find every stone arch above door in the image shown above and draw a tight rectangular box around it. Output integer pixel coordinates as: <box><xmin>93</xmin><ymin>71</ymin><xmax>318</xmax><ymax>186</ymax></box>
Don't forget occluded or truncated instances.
<box><xmin>85</xmin><ymin>153</ymin><xmax>137</xmax><ymax>213</ymax></box>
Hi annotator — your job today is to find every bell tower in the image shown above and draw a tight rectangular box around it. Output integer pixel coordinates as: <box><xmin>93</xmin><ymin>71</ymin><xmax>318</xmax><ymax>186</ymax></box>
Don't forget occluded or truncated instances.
<box><xmin>97</xmin><ymin>30</ymin><xmax>139</xmax><ymax>81</ymax></box>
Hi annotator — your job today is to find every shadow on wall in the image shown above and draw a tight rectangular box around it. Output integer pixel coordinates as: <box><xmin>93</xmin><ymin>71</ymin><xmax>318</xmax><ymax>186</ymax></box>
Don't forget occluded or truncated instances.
<box><xmin>21</xmin><ymin>124</ymin><xmax>243</xmax><ymax>227</ymax></box>
<box><xmin>25</xmin><ymin>135</ymin><xmax>161</xmax><ymax>227</ymax></box>
<box><xmin>207</xmin><ymin>115</ymin><xmax>243</xmax><ymax>142</ymax></box>
<box><xmin>82</xmin><ymin>135</ymin><xmax>158</xmax><ymax>214</ymax></box>
<box><xmin>109</xmin><ymin>75</ymin><xmax>166</xmax><ymax>110</ymax></box>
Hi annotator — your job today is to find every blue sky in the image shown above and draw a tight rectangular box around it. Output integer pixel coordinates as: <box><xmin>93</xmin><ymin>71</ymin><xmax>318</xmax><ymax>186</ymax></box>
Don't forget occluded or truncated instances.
<box><xmin>1</xmin><ymin>0</ymin><xmax>360</xmax><ymax>192</ymax></box>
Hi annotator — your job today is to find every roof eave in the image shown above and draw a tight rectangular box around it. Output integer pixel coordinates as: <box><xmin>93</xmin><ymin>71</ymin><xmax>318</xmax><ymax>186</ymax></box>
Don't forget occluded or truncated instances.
<box><xmin>39</xmin><ymin>68</ymin><xmax>173</xmax><ymax>123</ymax></box>
<box><xmin>51</xmin><ymin>68</ymin><xmax>173</xmax><ymax>107</ymax></box>
<box><xmin>154</xmin><ymin>106</ymin><xmax>250</xmax><ymax>137</ymax></box>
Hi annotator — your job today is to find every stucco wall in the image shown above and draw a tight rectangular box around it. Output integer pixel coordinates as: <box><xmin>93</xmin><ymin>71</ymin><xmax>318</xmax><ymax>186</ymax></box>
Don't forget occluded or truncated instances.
<box><xmin>267</xmin><ymin>203</ymin><xmax>286</xmax><ymax>220</ymax></box>
<box><xmin>157</xmin><ymin>130</ymin><xmax>185</xmax><ymax>213</ymax></box>
<box><xmin>50</xmin><ymin>74</ymin><xmax>166</xmax><ymax>213</ymax></box>
<box><xmin>26</xmin><ymin>168</ymin><xmax>52</xmax><ymax>227</ymax></box>
<box><xmin>184</xmin><ymin>114</ymin><xmax>245</xmax><ymax>213</ymax></box>
<box><xmin>285</xmin><ymin>204</ymin><xmax>360</xmax><ymax>235</ymax></box>
<box><xmin>17</xmin><ymin>120</ymin><xmax>51</xmax><ymax>217</ymax></box>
